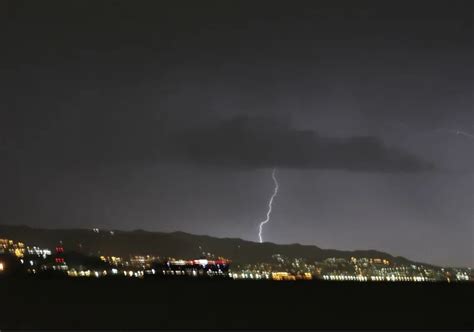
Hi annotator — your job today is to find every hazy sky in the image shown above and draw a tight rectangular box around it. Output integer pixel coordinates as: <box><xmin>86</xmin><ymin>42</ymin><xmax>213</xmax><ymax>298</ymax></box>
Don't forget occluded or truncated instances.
<box><xmin>1</xmin><ymin>0</ymin><xmax>473</xmax><ymax>266</ymax></box>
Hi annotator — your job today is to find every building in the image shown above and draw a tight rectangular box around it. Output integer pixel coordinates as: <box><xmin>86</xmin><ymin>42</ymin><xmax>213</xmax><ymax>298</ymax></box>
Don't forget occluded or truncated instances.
<box><xmin>152</xmin><ymin>258</ymin><xmax>231</xmax><ymax>278</ymax></box>
<box><xmin>52</xmin><ymin>243</ymin><xmax>68</xmax><ymax>271</ymax></box>
<box><xmin>272</xmin><ymin>272</ymin><xmax>296</xmax><ymax>281</ymax></box>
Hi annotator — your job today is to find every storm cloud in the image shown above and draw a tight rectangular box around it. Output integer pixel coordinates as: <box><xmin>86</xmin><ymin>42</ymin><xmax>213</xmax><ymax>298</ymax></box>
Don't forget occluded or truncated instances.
<box><xmin>5</xmin><ymin>111</ymin><xmax>436</xmax><ymax>173</ymax></box>
<box><xmin>167</xmin><ymin>116</ymin><xmax>434</xmax><ymax>172</ymax></box>
<box><xmin>8</xmin><ymin>115</ymin><xmax>433</xmax><ymax>173</ymax></box>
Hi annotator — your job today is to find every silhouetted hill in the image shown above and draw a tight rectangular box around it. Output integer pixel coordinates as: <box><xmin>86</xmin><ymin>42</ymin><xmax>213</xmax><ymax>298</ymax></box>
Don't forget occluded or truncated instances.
<box><xmin>0</xmin><ymin>224</ymin><xmax>416</xmax><ymax>265</ymax></box>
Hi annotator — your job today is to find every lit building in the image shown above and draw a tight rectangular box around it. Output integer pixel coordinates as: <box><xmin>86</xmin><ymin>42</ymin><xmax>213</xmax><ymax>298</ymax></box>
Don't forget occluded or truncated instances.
<box><xmin>153</xmin><ymin>258</ymin><xmax>231</xmax><ymax>278</ymax></box>
<box><xmin>272</xmin><ymin>272</ymin><xmax>296</xmax><ymax>281</ymax></box>
<box><xmin>52</xmin><ymin>243</ymin><xmax>68</xmax><ymax>271</ymax></box>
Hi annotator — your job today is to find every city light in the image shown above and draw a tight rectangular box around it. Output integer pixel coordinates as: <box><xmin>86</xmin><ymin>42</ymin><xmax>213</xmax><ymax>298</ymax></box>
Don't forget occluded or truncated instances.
<box><xmin>0</xmin><ymin>236</ymin><xmax>471</xmax><ymax>283</ymax></box>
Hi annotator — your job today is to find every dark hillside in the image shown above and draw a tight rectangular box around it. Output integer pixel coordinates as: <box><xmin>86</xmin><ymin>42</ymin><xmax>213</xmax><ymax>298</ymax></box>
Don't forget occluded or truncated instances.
<box><xmin>0</xmin><ymin>224</ymin><xmax>416</xmax><ymax>265</ymax></box>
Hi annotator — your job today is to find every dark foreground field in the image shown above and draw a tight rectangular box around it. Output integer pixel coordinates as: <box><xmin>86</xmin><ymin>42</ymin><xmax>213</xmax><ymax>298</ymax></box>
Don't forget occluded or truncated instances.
<box><xmin>0</xmin><ymin>277</ymin><xmax>472</xmax><ymax>329</ymax></box>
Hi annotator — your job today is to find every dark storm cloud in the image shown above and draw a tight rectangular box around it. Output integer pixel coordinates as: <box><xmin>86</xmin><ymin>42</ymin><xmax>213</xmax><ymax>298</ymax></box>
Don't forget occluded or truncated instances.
<box><xmin>5</xmin><ymin>114</ymin><xmax>432</xmax><ymax>173</ymax></box>
<box><xmin>168</xmin><ymin>116</ymin><xmax>433</xmax><ymax>172</ymax></box>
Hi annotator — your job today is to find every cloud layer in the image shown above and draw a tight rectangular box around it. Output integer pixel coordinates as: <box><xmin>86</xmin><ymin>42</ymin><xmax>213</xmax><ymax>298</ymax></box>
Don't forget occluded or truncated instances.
<box><xmin>5</xmin><ymin>115</ymin><xmax>433</xmax><ymax>173</ymax></box>
<box><xmin>166</xmin><ymin>116</ymin><xmax>433</xmax><ymax>172</ymax></box>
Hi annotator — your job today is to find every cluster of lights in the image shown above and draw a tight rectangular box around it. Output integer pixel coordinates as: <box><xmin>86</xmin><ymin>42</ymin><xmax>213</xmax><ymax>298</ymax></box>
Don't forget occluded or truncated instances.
<box><xmin>128</xmin><ymin>255</ymin><xmax>161</xmax><ymax>268</ymax></box>
<box><xmin>230</xmin><ymin>271</ymin><xmax>312</xmax><ymax>281</ymax></box>
<box><xmin>162</xmin><ymin>270</ymin><xmax>189</xmax><ymax>276</ymax></box>
<box><xmin>67</xmin><ymin>268</ymin><xmax>151</xmax><ymax>278</ymax></box>
<box><xmin>455</xmin><ymin>272</ymin><xmax>469</xmax><ymax>281</ymax></box>
<box><xmin>323</xmin><ymin>275</ymin><xmax>368</xmax><ymax>281</ymax></box>
<box><xmin>123</xmin><ymin>270</ymin><xmax>144</xmax><ymax>278</ymax></box>
<box><xmin>2</xmin><ymin>236</ymin><xmax>472</xmax><ymax>283</ymax></box>
<box><xmin>91</xmin><ymin>228</ymin><xmax>115</xmax><ymax>236</ymax></box>
<box><xmin>161</xmin><ymin>268</ymin><xmax>227</xmax><ymax>277</ymax></box>
<box><xmin>68</xmin><ymin>269</ymin><xmax>108</xmax><ymax>277</ymax></box>
<box><xmin>51</xmin><ymin>263</ymin><xmax>68</xmax><ymax>270</ymax></box>
<box><xmin>100</xmin><ymin>255</ymin><xmax>123</xmax><ymax>266</ymax></box>
<box><xmin>1</xmin><ymin>239</ymin><xmax>26</xmax><ymax>258</ymax></box>
<box><xmin>231</xmin><ymin>272</ymin><xmax>271</xmax><ymax>279</ymax></box>
<box><xmin>272</xmin><ymin>272</ymin><xmax>296</xmax><ymax>281</ymax></box>
<box><xmin>321</xmin><ymin>274</ymin><xmax>435</xmax><ymax>282</ymax></box>
<box><xmin>26</xmin><ymin>247</ymin><xmax>51</xmax><ymax>258</ymax></box>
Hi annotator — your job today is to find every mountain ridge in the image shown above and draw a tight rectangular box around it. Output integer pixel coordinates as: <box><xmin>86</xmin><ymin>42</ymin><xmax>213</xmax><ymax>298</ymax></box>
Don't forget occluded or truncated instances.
<box><xmin>0</xmin><ymin>224</ymin><xmax>424</xmax><ymax>266</ymax></box>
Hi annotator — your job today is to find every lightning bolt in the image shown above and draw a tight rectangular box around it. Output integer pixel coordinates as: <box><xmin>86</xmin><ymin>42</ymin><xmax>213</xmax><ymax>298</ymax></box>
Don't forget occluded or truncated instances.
<box><xmin>258</xmin><ymin>168</ymin><xmax>279</xmax><ymax>243</ymax></box>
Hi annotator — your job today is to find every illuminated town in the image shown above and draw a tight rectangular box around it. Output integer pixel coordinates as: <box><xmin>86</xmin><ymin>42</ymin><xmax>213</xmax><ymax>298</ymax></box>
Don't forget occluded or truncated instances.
<box><xmin>1</xmin><ymin>236</ymin><xmax>471</xmax><ymax>282</ymax></box>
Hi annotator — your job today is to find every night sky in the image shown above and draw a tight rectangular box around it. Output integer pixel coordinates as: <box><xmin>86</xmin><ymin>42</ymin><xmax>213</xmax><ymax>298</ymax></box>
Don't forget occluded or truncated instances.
<box><xmin>1</xmin><ymin>0</ymin><xmax>473</xmax><ymax>267</ymax></box>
